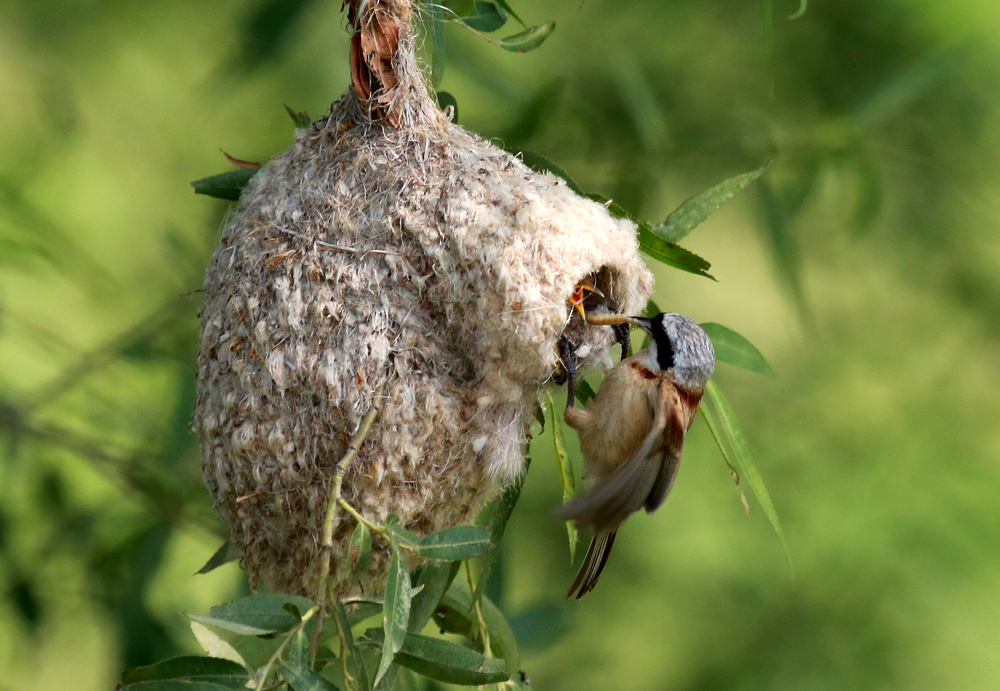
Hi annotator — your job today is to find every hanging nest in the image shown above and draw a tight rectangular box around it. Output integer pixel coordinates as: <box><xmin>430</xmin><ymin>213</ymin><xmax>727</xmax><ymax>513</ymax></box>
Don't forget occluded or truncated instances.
<box><xmin>193</xmin><ymin>0</ymin><xmax>653</xmax><ymax>598</ymax></box>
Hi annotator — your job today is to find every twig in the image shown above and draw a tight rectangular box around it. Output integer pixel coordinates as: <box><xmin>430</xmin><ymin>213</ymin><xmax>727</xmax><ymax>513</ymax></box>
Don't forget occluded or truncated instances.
<box><xmin>311</xmin><ymin>380</ymin><xmax>387</xmax><ymax>662</ymax></box>
<box><xmin>338</xmin><ymin>498</ymin><xmax>388</xmax><ymax>536</ymax></box>
<box><xmin>464</xmin><ymin>561</ymin><xmax>491</xmax><ymax>658</ymax></box>
<box><xmin>255</xmin><ymin>605</ymin><xmax>319</xmax><ymax>691</ymax></box>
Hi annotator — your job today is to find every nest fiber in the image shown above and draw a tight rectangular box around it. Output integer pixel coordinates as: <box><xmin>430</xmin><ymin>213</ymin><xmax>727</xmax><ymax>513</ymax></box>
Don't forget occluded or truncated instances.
<box><xmin>193</xmin><ymin>2</ymin><xmax>652</xmax><ymax>598</ymax></box>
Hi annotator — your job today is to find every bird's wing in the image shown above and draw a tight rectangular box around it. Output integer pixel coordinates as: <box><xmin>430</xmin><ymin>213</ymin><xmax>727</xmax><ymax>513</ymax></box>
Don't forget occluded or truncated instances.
<box><xmin>554</xmin><ymin>383</ymin><xmax>671</xmax><ymax>531</ymax></box>
<box><xmin>643</xmin><ymin>382</ymin><xmax>687</xmax><ymax>513</ymax></box>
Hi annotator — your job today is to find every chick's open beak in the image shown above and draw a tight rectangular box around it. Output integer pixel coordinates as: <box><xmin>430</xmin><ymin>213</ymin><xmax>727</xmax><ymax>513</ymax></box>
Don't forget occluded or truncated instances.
<box><xmin>569</xmin><ymin>282</ymin><xmax>605</xmax><ymax>321</ymax></box>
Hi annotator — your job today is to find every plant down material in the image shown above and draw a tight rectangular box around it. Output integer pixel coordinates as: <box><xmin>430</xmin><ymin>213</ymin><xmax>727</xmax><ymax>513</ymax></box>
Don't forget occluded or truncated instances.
<box><xmin>193</xmin><ymin>0</ymin><xmax>652</xmax><ymax>597</ymax></box>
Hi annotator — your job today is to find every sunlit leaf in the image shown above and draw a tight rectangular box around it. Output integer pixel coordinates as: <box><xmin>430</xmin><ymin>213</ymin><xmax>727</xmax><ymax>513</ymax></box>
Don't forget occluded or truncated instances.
<box><xmin>699</xmin><ymin>323</ymin><xmax>774</xmax><ymax>375</ymax></box>
<box><xmin>191</xmin><ymin>170</ymin><xmax>258</xmax><ymax>201</ymax></box>
<box><xmin>637</xmin><ymin>226</ymin><xmax>715</xmax><ymax>280</ymax></box>
<box><xmin>374</xmin><ymin>546</ymin><xmax>410</xmax><ymax>688</ymax></box>
<box><xmin>394</xmin><ymin>633</ymin><xmax>508</xmax><ymax>685</ymax></box>
<box><xmin>187</xmin><ymin>594</ymin><xmax>314</xmax><ymax>636</ymax></box>
<box><xmin>280</xmin><ymin>660</ymin><xmax>341</xmax><ymax>691</ymax></box>
<box><xmin>120</xmin><ymin>656</ymin><xmax>248</xmax><ymax>688</ymax></box>
<box><xmin>189</xmin><ymin>621</ymin><xmax>247</xmax><ymax>668</ymax></box>
<box><xmin>544</xmin><ymin>390</ymin><xmax>577</xmax><ymax>561</ymax></box>
<box><xmin>652</xmin><ymin>163</ymin><xmax>770</xmax><ymax>243</ymax></box>
<box><xmin>418</xmin><ymin>525</ymin><xmax>491</xmax><ymax>560</ymax></box>
<box><xmin>702</xmin><ymin>380</ymin><xmax>792</xmax><ymax>571</ymax></box>
<box><xmin>348</xmin><ymin>522</ymin><xmax>372</xmax><ymax>584</ymax></box>
<box><xmin>461</xmin><ymin>1</ymin><xmax>508</xmax><ymax>32</ymax></box>
<box><xmin>499</xmin><ymin>22</ymin><xmax>555</xmax><ymax>53</ymax></box>
<box><xmin>195</xmin><ymin>541</ymin><xmax>241</xmax><ymax>575</ymax></box>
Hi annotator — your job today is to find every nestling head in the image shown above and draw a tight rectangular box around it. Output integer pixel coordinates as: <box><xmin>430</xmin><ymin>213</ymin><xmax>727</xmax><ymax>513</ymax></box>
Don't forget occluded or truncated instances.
<box><xmin>630</xmin><ymin>313</ymin><xmax>716</xmax><ymax>390</ymax></box>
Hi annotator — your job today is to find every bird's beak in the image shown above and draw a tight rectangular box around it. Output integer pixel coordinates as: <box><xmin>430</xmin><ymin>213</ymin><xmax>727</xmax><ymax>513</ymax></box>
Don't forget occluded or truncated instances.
<box><xmin>628</xmin><ymin>316</ymin><xmax>654</xmax><ymax>336</ymax></box>
<box><xmin>569</xmin><ymin>282</ymin><xmax>605</xmax><ymax>321</ymax></box>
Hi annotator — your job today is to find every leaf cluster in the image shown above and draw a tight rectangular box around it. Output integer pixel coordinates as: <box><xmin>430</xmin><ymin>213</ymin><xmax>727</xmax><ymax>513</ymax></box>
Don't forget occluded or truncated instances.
<box><xmin>120</xmin><ymin>493</ymin><xmax>531</xmax><ymax>691</ymax></box>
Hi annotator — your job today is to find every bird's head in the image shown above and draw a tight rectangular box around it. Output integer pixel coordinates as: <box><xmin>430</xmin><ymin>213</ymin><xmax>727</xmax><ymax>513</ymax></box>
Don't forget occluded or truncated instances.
<box><xmin>630</xmin><ymin>313</ymin><xmax>715</xmax><ymax>391</ymax></box>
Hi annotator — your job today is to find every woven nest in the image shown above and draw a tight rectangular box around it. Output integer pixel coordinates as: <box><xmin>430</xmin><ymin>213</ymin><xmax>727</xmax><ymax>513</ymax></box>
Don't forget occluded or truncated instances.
<box><xmin>193</xmin><ymin>0</ymin><xmax>653</xmax><ymax>597</ymax></box>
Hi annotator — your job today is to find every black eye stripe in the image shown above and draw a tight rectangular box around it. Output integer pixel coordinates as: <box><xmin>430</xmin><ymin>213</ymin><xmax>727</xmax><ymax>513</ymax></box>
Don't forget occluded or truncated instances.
<box><xmin>651</xmin><ymin>316</ymin><xmax>674</xmax><ymax>370</ymax></box>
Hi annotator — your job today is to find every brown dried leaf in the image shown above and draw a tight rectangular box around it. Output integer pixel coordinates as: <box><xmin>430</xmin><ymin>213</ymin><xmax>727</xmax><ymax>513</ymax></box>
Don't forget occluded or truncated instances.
<box><xmin>221</xmin><ymin>151</ymin><xmax>261</xmax><ymax>170</ymax></box>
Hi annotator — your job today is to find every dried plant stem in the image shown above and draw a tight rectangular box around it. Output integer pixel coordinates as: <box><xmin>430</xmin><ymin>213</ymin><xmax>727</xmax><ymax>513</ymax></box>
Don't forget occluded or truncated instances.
<box><xmin>311</xmin><ymin>381</ymin><xmax>387</xmax><ymax>662</ymax></box>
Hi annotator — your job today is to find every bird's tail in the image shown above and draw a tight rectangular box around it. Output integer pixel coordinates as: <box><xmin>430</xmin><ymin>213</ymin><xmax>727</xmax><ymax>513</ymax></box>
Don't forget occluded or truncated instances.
<box><xmin>565</xmin><ymin>530</ymin><xmax>618</xmax><ymax>598</ymax></box>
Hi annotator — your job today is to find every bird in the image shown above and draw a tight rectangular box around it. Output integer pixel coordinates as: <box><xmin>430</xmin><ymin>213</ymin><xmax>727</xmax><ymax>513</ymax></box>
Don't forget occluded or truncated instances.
<box><xmin>555</xmin><ymin>312</ymin><xmax>715</xmax><ymax>598</ymax></box>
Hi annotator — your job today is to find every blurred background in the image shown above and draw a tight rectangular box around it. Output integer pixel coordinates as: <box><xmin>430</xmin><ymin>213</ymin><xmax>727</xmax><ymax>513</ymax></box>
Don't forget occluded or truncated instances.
<box><xmin>2</xmin><ymin>0</ymin><xmax>999</xmax><ymax>689</ymax></box>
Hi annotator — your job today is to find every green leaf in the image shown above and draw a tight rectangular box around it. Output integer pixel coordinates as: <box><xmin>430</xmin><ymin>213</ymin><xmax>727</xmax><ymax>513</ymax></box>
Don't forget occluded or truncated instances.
<box><xmin>346</xmin><ymin>601</ymin><xmax>383</xmax><ymax>627</ymax></box>
<box><xmin>374</xmin><ymin>546</ymin><xmax>411</xmax><ymax>688</ymax></box>
<box><xmin>195</xmin><ymin>541</ymin><xmax>241</xmax><ymax>575</ymax></box>
<box><xmin>544</xmin><ymin>390</ymin><xmax>578</xmax><ymax>561</ymax></box>
<box><xmin>191</xmin><ymin>169</ymin><xmax>258</xmax><ymax>201</ymax></box>
<box><xmin>653</xmin><ymin>163</ymin><xmax>770</xmax><ymax>243</ymax></box>
<box><xmin>513</xmin><ymin>150</ymin><xmax>584</xmax><ymax>195</ymax></box>
<box><xmin>788</xmin><ymin>0</ymin><xmax>808</xmax><ymax>19</ymax></box>
<box><xmin>637</xmin><ymin>225</ymin><xmax>715</xmax><ymax>280</ymax></box>
<box><xmin>699</xmin><ymin>323</ymin><xmax>774</xmax><ymax>375</ymax></box>
<box><xmin>348</xmin><ymin>522</ymin><xmax>373</xmax><ymax>584</ymax></box>
<box><xmin>120</xmin><ymin>657</ymin><xmax>248</xmax><ymax>688</ymax></box>
<box><xmin>284</xmin><ymin>623</ymin><xmax>310</xmax><ymax>670</ymax></box>
<box><xmin>574</xmin><ymin>379</ymin><xmax>596</xmax><ymax>405</ymax></box>
<box><xmin>473</xmin><ymin>460</ymin><xmax>527</xmax><ymax>604</ymax></box>
<box><xmin>333</xmin><ymin>600</ymin><xmax>372</xmax><ymax>691</ymax></box>
<box><xmin>440</xmin><ymin>0</ymin><xmax>476</xmax><ymax>15</ymax></box>
<box><xmin>439</xmin><ymin>578</ymin><xmax>519</xmax><ymax>675</ymax></box>
<box><xmin>461</xmin><ymin>1</ymin><xmax>508</xmax><ymax>32</ymax></box>
<box><xmin>435</xmin><ymin>91</ymin><xmax>459</xmax><ymax>122</ymax></box>
<box><xmin>283</xmin><ymin>103</ymin><xmax>311</xmax><ymax>128</ymax></box>
<box><xmin>701</xmin><ymin>380</ymin><xmax>792</xmax><ymax>572</ymax></box>
<box><xmin>383</xmin><ymin>514</ymin><xmax>421</xmax><ymax>548</ymax></box>
<box><xmin>394</xmin><ymin>633</ymin><xmax>508</xmax><ymax>685</ymax></box>
<box><xmin>408</xmin><ymin>561</ymin><xmax>461</xmax><ymax>633</ymax></box>
<box><xmin>188</xmin><ymin>594</ymin><xmax>314</xmax><ymax>636</ymax></box>
<box><xmin>119</xmin><ymin>682</ymin><xmax>234</xmax><ymax>691</ymax></box>
<box><xmin>490</xmin><ymin>0</ymin><xmax>524</xmax><ymax>27</ymax></box>
<box><xmin>417</xmin><ymin>526</ymin><xmax>491</xmax><ymax>560</ymax></box>
<box><xmin>499</xmin><ymin>22</ymin><xmax>555</xmax><ymax>53</ymax></box>
<box><xmin>280</xmin><ymin>661</ymin><xmax>341</xmax><ymax>691</ymax></box>
<box><xmin>428</xmin><ymin>3</ymin><xmax>446</xmax><ymax>89</ymax></box>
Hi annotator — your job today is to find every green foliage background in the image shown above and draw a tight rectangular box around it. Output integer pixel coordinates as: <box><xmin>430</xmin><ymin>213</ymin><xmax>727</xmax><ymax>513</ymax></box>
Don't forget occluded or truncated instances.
<box><xmin>2</xmin><ymin>0</ymin><xmax>1000</xmax><ymax>688</ymax></box>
